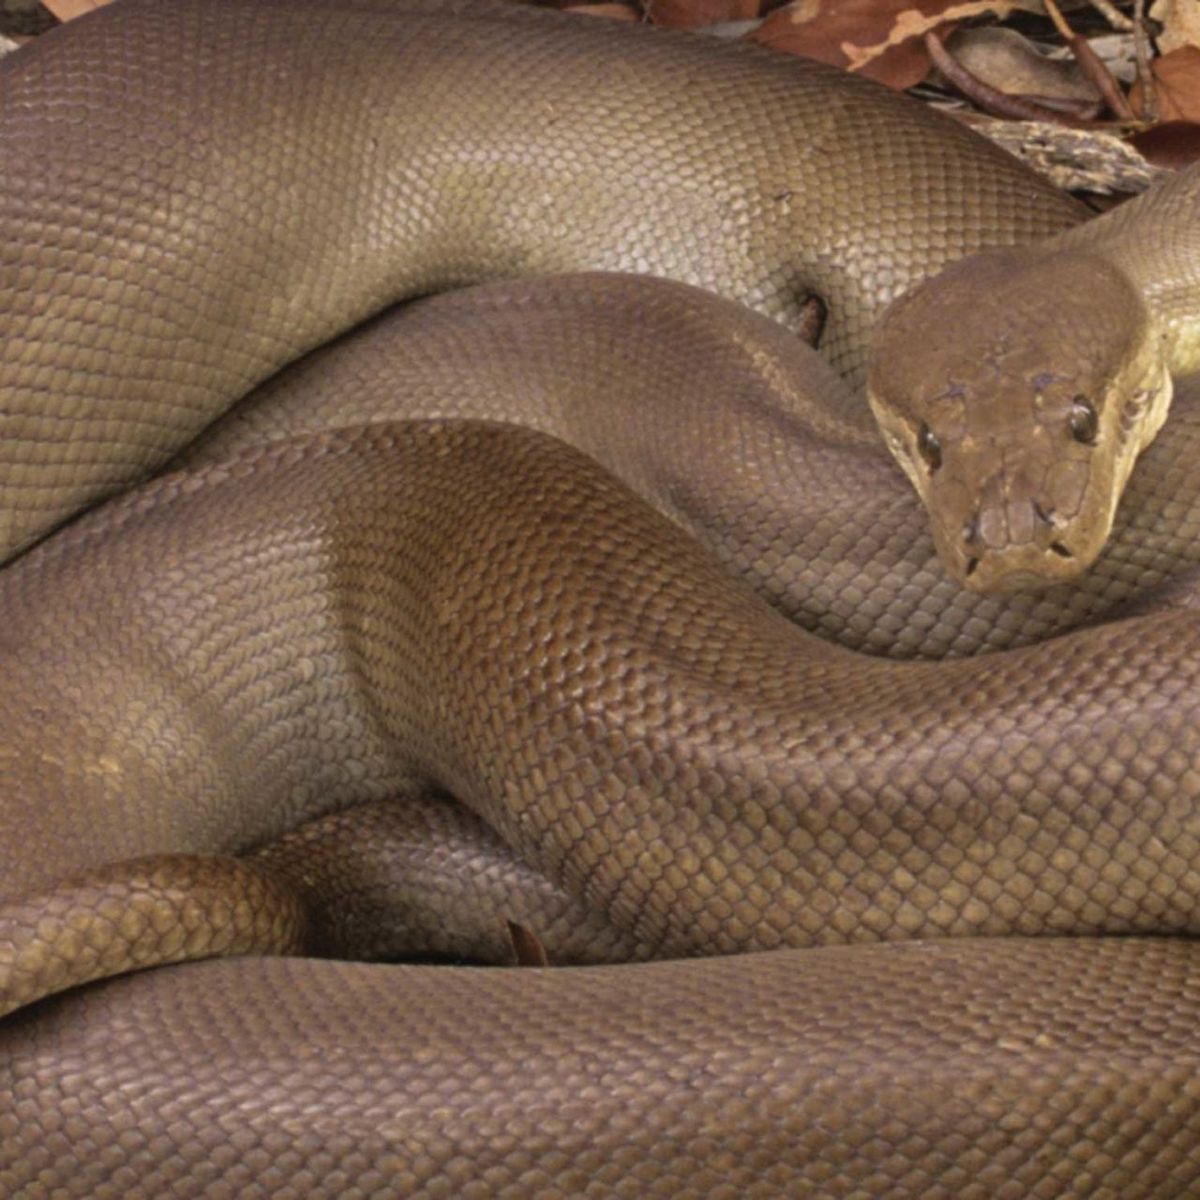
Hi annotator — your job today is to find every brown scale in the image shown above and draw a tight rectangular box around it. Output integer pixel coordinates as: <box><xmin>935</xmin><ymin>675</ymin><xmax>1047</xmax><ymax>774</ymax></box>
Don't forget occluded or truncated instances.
<box><xmin>3</xmin><ymin>2</ymin><xmax>1200</xmax><ymax>1196</ymax></box>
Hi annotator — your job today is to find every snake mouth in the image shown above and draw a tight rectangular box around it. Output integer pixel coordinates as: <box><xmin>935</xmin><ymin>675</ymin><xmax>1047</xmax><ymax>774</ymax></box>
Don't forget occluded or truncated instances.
<box><xmin>940</xmin><ymin>474</ymin><xmax>1115</xmax><ymax>593</ymax></box>
<box><xmin>955</xmin><ymin>540</ymin><xmax>1091</xmax><ymax>594</ymax></box>
<box><xmin>947</xmin><ymin>498</ymin><xmax>1097</xmax><ymax>592</ymax></box>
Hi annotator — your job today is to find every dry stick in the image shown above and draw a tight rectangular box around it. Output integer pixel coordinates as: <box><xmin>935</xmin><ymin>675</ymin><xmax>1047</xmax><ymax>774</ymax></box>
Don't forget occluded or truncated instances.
<box><xmin>1131</xmin><ymin>0</ymin><xmax>1157</xmax><ymax>123</ymax></box>
<box><xmin>1043</xmin><ymin>0</ymin><xmax>1135</xmax><ymax>121</ymax></box>
<box><xmin>1020</xmin><ymin>93</ymin><xmax>1103</xmax><ymax>118</ymax></box>
<box><xmin>1073</xmin><ymin>41</ymin><xmax>1136</xmax><ymax>120</ymax></box>
<box><xmin>1085</xmin><ymin>0</ymin><xmax>1135</xmax><ymax>33</ymax></box>
<box><xmin>924</xmin><ymin>29</ymin><xmax>1100</xmax><ymax>128</ymax></box>
<box><xmin>1041</xmin><ymin>0</ymin><xmax>1076</xmax><ymax>43</ymax></box>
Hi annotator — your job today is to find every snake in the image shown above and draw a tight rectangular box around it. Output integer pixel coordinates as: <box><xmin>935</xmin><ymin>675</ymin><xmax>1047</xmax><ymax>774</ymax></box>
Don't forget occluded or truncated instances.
<box><xmin>4</xmin><ymin>0</ymin><xmax>1200</xmax><ymax>1195</ymax></box>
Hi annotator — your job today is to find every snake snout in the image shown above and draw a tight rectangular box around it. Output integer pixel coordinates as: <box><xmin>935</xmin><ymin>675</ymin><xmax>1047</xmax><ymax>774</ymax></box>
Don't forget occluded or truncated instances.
<box><xmin>961</xmin><ymin>491</ymin><xmax>1063</xmax><ymax>555</ymax></box>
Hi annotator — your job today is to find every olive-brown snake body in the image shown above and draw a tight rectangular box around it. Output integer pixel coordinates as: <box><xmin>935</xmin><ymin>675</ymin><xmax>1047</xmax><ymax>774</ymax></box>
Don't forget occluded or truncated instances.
<box><xmin>4</xmin><ymin>2</ymin><xmax>1200</xmax><ymax>1195</ymax></box>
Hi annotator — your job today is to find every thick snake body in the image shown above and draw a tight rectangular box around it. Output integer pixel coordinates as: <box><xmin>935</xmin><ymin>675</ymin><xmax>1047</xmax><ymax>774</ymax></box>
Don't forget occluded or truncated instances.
<box><xmin>0</xmin><ymin>0</ymin><xmax>1084</xmax><ymax>565</ymax></box>
<box><xmin>7</xmin><ymin>410</ymin><xmax>1200</xmax><ymax>1194</ymax></box>
<box><xmin>184</xmin><ymin>273</ymin><xmax>1200</xmax><ymax>661</ymax></box>
<box><xmin>5</xmin><ymin>1</ymin><xmax>1200</xmax><ymax>1196</ymax></box>
<box><xmin>9</xmin><ymin>942</ymin><xmax>1200</xmax><ymax>1199</ymax></box>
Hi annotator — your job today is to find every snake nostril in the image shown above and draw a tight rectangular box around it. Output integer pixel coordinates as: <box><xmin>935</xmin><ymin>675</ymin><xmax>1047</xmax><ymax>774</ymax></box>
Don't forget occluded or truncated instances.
<box><xmin>1049</xmin><ymin>541</ymin><xmax>1073</xmax><ymax>559</ymax></box>
<box><xmin>963</xmin><ymin>512</ymin><xmax>980</xmax><ymax>545</ymax></box>
<box><xmin>1032</xmin><ymin>500</ymin><xmax>1055</xmax><ymax>527</ymax></box>
<box><xmin>964</xmin><ymin>556</ymin><xmax>980</xmax><ymax>578</ymax></box>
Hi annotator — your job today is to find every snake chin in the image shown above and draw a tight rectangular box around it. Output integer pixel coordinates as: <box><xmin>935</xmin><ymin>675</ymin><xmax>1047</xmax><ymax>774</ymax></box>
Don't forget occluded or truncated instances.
<box><xmin>952</xmin><ymin>541</ymin><xmax>1099</xmax><ymax>596</ymax></box>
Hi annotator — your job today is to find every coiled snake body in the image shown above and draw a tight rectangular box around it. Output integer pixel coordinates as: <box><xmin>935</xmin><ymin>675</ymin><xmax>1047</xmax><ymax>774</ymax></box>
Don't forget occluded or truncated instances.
<box><xmin>3</xmin><ymin>2</ymin><xmax>1200</xmax><ymax>1196</ymax></box>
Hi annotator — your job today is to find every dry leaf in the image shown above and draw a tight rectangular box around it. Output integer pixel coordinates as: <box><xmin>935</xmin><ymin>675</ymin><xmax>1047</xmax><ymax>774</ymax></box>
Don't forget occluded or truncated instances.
<box><xmin>650</xmin><ymin>1</ymin><xmax>761</xmax><ymax>28</ymax></box>
<box><xmin>1130</xmin><ymin>120</ymin><xmax>1200</xmax><ymax>169</ymax></box>
<box><xmin>40</xmin><ymin>0</ymin><xmax>112</xmax><ymax>20</ymax></box>
<box><xmin>943</xmin><ymin>27</ymin><xmax>1099</xmax><ymax>102</ymax></box>
<box><xmin>1150</xmin><ymin>0</ymin><xmax>1200</xmax><ymax>57</ymax></box>
<box><xmin>1131</xmin><ymin>45</ymin><xmax>1200</xmax><ymax>123</ymax></box>
<box><xmin>749</xmin><ymin>0</ymin><xmax>1032</xmax><ymax>89</ymax></box>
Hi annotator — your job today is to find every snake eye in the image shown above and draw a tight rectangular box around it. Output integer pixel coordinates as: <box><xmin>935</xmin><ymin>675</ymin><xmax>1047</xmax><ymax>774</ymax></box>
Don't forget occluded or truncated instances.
<box><xmin>917</xmin><ymin>422</ymin><xmax>941</xmax><ymax>472</ymax></box>
<box><xmin>1069</xmin><ymin>395</ymin><xmax>1098</xmax><ymax>445</ymax></box>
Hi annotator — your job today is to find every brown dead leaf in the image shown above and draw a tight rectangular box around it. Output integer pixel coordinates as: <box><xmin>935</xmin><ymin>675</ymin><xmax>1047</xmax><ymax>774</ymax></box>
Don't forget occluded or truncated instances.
<box><xmin>1131</xmin><ymin>45</ymin><xmax>1200</xmax><ymax>123</ymax></box>
<box><xmin>39</xmin><ymin>0</ymin><xmax>112</xmax><ymax>20</ymax></box>
<box><xmin>1130</xmin><ymin>120</ymin><xmax>1200</xmax><ymax>169</ymax></box>
<box><xmin>749</xmin><ymin>0</ymin><xmax>1033</xmax><ymax>89</ymax></box>
<box><xmin>649</xmin><ymin>1</ymin><xmax>761</xmax><ymax>28</ymax></box>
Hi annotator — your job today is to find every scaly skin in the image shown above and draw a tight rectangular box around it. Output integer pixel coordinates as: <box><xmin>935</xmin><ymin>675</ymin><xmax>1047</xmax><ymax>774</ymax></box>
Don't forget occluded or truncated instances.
<box><xmin>868</xmin><ymin>163</ymin><xmax>1200</xmax><ymax>591</ymax></box>
<box><xmin>180</xmin><ymin>273</ymin><xmax>1200</xmax><ymax>660</ymax></box>
<box><xmin>3</xmin><ymin>2</ymin><xmax>1199</xmax><ymax>1195</ymax></box>
<box><xmin>0</xmin><ymin>0</ymin><xmax>1081</xmax><ymax>563</ymax></box>
<box><xmin>5</xmin><ymin>417</ymin><xmax>1200</xmax><ymax>1194</ymax></box>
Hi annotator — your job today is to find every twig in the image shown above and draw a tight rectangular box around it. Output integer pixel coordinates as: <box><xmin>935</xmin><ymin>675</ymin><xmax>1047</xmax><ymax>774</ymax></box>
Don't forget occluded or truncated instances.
<box><xmin>1084</xmin><ymin>0</ymin><xmax>1135</xmax><ymax>32</ymax></box>
<box><xmin>1131</xmin><ymin>0</ymin><xmax>1156</xmax><ymax>123</ymax></box>
<box><xmin>1021</xmin><ymin>94</ymin><xmax>1103</xmax><ymax>119</ymax></box>
<box><xmin>1043</xmin><ymin>0</ymin><xmax>1134</xmax><ymax>121</ymax></box>
<box><xmin>1041</xmin><ymin>0</ymin><xmax>1074</xmax><ymax>41</ymax></box>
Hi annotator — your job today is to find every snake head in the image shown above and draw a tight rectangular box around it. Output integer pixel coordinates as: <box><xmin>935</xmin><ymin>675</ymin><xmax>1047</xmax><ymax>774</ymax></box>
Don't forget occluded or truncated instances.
<box><xmin>866</xmin><ymin>246</ymin><xmax>1171</xmax><ymax>594</ymax></box>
